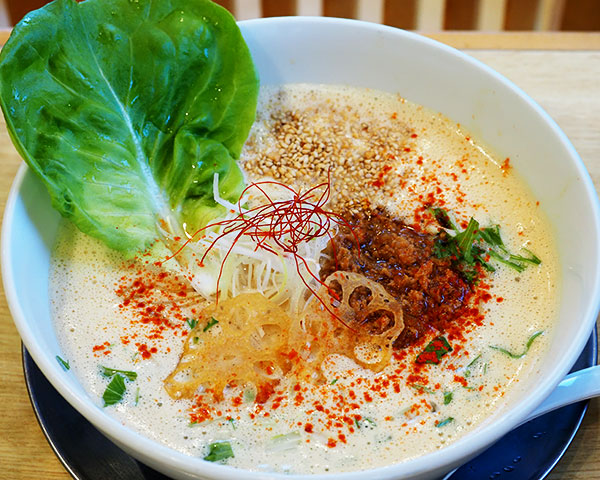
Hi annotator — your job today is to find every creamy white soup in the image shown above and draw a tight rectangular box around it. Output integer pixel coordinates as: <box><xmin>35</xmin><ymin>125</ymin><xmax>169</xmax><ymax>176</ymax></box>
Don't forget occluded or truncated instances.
<box><xmin>51</xmin><ymin>84</ymin><xmax>559</xmax><ymax>474</ymax></box>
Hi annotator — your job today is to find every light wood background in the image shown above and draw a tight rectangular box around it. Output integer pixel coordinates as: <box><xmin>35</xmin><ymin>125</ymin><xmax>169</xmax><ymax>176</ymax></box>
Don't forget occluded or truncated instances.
<box><xmin>0</xmin><ymin>30</ymin><xmax>599</xmax><ymax>480</ymax></box>
<box><xmin>2</xmin><ymin>0</ymin><xmax>600</xmax><ymax>31</ymax></box>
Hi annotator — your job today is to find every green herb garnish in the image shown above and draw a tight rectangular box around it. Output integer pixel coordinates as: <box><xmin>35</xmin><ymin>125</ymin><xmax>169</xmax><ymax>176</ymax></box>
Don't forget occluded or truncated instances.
<box><xmin>101</xmin><ymin>366</ymin><xmax>137</xmax><ymax>382</ymax></box>
<box><xmin>330</xmin><ymin>378</ymin><xmax>339</xmax><ymax>385</ymax></box>
<box><xmin>56</xmin><ymin>355</ymin><xmax>70</xmax><ymax>371</ymax></box>
<box><xmin>411</xmin><ymin>384</ymin><xmax>434</xmax><ymax>394</ymax></box>
<box><xmin>186</xmin><ymin>318</ymin><xmax>198</xmax><ymax>330</ymax></box>
<box><xmin>465</xmin><ymin>354</ymin><xmax>481</xmax><ymax>378</ymax></box>
<box><xmin>443</xmin><ymin>391</ymin><xmax>453</xmax><ymax>405</ymax></box>
<box><xmin>203</xmin><ymin>317</ymin><xmax>219</xmax><ymax>332</ymax></box>
<box><xmin>103</xmin><ymin>374</ymin><xmax>126</xmax><ymax>406</ymax></box>
<box><xmin>416</xmin><ymin>336</ymin><xmax>452</xmax><ymax>365</ymax></box>
<box><xmin>436</xmin><ymin>417</ymin><xmax>454</xmax><ymax>428</ymax></box>
<box><xmin>429</xmin><ymin>207</ymin><xmax>458</xmax><ymax>230</ymax></box>
<box><xmin>490</xmin><ymin>331</ymin><xmax>544</xmax><ymax>359</ymax></box>
<box><xmin>204</xmin><ymin>441</ymin><xmax>234</xmax><ymax>462</ymax></box>
<box><xmin>431</xmin><ymin>208</ymin><xmax>541</xmax><ymax>283</ymax></box>
<box><xmin>101</xmin><ymin>366</ymin><xmax>137</xmax><ymax>406</ymax></box>
<box><xmin>355</xmin><ymin>417</ymin><xmax>377</xmax><ymax>429</ymax></box>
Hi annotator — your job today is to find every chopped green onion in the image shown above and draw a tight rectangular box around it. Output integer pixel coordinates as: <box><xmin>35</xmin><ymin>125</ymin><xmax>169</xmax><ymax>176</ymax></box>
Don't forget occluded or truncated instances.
<box><xmin>443</xmin><ymin>391</ymin><xmax>453</xmax><ymax>405</ymax></box>
<box><xmin>134</xmin><ymin>387</ymin><xmax>140</xmax><ymax>406</ymax></box>
<box><xmin>56</xmin><ymin>355</ymin><xmax>70</xmax><ymax>371</ymax></box>
<box><xmin>436</xmin><ymin>417</ymin><xmax>454</xmax><ymax>428</ymax></box>
<box><xmin>330</xmin><ymin>378</ymin><xmax>338</xmax><ymax>385</ymax></box>
<box><xmin>203</xmin><ymin>441</ymin><xmax>234</xmax><ymax>462</ymax></box>
<box><xmin>101</xmin><ymin>366</ymin><xmax>137</xmax><ymax>381</ymax></box>
<box><xmin>103</xmin><ymin>374</ymin><xmax>126</xmax><ymax>406</ymax></box>
<box><xmin>490</xmin><ymin>331</ymin><xmax>544</xmax><ymax>359</ymax></box>
<box><xmin>203</xmin><ymin>317</ymin><xmax>219</xmax><ymax>332</ymax></box>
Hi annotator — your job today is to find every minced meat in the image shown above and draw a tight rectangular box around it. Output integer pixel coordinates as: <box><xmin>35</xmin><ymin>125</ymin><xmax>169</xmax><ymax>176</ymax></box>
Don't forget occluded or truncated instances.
<box><xmin>320</xmin><ymin>208</ymin><xmax>472</xmax><ymax>349</ymax></box>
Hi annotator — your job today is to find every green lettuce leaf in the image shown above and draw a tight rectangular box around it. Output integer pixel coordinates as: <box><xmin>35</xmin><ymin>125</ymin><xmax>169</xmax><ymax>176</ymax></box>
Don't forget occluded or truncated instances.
<box><xmin>0</xmin><ymin>0</ymin><xmax>258</xmax><ymax>255</ymax></box>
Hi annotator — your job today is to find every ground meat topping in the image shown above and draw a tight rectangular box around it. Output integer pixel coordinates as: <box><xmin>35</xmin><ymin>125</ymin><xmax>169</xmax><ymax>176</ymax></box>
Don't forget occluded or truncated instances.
<box><xmin>320</xmin><ymin>208</ymin><xmax>472</xmax><ymax>348</ymax></box>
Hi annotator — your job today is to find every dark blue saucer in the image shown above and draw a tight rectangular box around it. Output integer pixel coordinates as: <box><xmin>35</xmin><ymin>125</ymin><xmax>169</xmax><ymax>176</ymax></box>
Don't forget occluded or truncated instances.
<box><xmin>23</xmin><ymin>328</ymin><xmax>596</xmax><ymax>480</ymax></box>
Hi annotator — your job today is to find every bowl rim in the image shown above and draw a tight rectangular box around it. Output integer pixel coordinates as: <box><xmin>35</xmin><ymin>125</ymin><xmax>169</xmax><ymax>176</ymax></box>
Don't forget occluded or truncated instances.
<box><xmin>3</xmin><ymin>15</ymin><xmax>600</xmax><ymax>480</ymax></box>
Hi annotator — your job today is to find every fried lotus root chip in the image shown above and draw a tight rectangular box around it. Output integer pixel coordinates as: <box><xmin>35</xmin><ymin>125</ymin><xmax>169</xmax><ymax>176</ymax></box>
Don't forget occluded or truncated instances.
<box><xmin>164</xmin><ymin>293</ymin><xmax>297</xmax><ymax>401</ymax></box>
<box><xmin>306</xmin><ymin>271</ymin><xmax>404</xmax><ymax>371</ymax></box>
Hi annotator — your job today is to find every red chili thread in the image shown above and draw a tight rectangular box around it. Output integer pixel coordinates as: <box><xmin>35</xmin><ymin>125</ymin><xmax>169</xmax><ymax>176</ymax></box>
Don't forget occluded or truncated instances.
<box><xmin>162</xmin><ymin>171</ymin><xmax>359</xmax><ymax>326</ymax></box>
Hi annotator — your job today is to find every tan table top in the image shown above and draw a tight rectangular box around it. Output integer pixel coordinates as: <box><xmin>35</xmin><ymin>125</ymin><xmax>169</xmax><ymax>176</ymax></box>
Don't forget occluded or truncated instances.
<box><xmin>0</xmin><ymin>30</ymin><xmax>599</xmax><ymax>479</ymax></box>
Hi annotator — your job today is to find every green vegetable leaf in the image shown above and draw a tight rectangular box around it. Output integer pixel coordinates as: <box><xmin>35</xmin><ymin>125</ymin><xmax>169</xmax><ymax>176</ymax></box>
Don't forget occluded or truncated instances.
<box><xmin>491</xmin><ymin>331</ymin><xmax>544</xmax><ymax>359</ymax></box>
<box><xmin>56</xmin><ymin>355</ymin><xmax>70</xmax><ymax>371</ymax></box>
<box><xmin>103</xmin><ymin>374</ymin><xmax>127</xmax><ymax>406</ymax></box>
<box><xmin>203</xmin><ymin>317</ymin><xmax>219</xmax><ymax>332</ymax></box>
<box><xmin>204</xmin><ymin>441</ymin><xmax>234</xmax><ymax>462</ymax></box>
<box><xmin>443</xmin><ymin>391</ymin><xmax>453</xmax><ymax>405</ymax></box>
<box><xmin>101</xmin><ymin>366</ymin><xmax>137</xmax><ymax>381</ymax></box>
<box><xmin>416</xmin><ymin>336</ymin><xmax>452</xmax><ymax>365</ymax></box>
<box><xmin>0</xmin><ymin>0</ymin><xmax>258</xmax><ymax>256</ymax></box>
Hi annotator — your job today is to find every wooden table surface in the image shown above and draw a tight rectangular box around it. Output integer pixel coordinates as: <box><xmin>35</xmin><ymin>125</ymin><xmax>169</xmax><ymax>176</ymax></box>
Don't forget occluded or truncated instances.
<box><xmin>0</xmin><ymin>31</ymin><xmax>599</xmax><ymax>479</ymax></box>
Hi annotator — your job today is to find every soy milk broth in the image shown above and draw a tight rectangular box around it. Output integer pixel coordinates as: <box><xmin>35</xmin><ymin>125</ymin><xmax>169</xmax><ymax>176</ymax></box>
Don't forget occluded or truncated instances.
<box><xmin>50</xmin><ymin>84</ymin><xmax>559</xmax><ymax>474</ymax></box>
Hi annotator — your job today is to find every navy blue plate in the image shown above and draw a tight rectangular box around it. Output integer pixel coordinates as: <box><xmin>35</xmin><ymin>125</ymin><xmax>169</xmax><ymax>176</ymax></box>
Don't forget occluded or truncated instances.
<box><xmin>23</xmin><ymin>329</ymin><xmax>597</xmax><ymax>480</ymax></box>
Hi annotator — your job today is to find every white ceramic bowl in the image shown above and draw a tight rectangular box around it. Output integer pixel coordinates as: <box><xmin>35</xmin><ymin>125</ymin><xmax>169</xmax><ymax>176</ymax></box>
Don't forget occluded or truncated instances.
<box><xmin>3</xmin><ymin>17</ymin><xmax>600</xmax><ymax>480</ymax></box>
